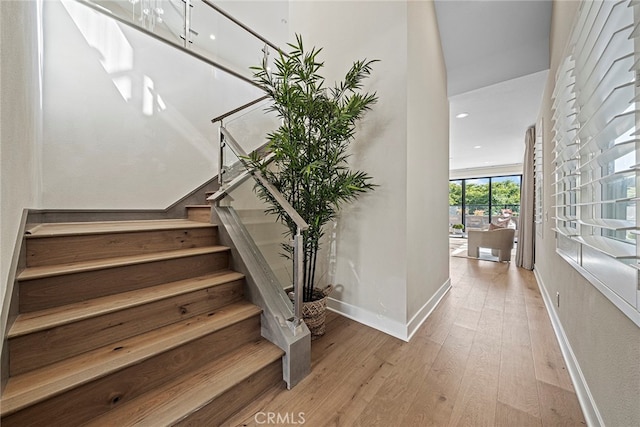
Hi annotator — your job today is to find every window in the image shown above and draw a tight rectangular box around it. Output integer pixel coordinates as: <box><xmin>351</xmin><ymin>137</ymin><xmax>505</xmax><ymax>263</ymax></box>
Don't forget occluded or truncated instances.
<box><xmin>449</xmin><ymin>175</ymin><xmax>521</xmax><ymax>232</ymax></box>
<box><xmin>491</xmin><ymin>176</ymin><xmax>521</xmax><ymax>217</ymax></box>
<box><xmin>552</xmin><ymin>0</ymin><xmax>640</xmax><ymax>325</ymax></box>
<box><xmin>466</xmin><ymin>178</ymin><xmax>490</xmax><ymax>230</ymax></box>
<box><xmin>449</xmin><ymin>180</ymin><xmax>463</xmax><ymax>228</ymax></box>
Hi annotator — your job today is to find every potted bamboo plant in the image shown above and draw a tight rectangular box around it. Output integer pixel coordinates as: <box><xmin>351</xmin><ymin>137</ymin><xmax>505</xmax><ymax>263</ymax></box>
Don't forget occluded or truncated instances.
<box><xmin>249</xmin><ymin>34</ymin><xmax>378</xmax><ymax>338</ymax></box>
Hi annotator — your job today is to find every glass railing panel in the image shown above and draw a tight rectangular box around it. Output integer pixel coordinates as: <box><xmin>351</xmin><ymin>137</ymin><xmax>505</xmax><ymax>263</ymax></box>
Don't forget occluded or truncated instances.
<box><xmin>47</xmin><ymin>0</ymin><xmax>262</xmax><ymax>208</ymax></box>
<box><xmin>465</xmin><ymin>205</ymin><xmax>490</xmax><ymax>230</ymax></box>
<box><xmin>216</xmin><ymin>99</ymin><xmax>278</xmax><ymax>188</ymax></box>
<box><xmin>87</xmin><ymin>0</ymin><xmax>185</xmax><ymax>46</ymax></box>
<box><xmin>79</xmin><ymin>0</ymin><xmax>277</xmax><ymax>90</ymax></box>
<box><xmin>449</xmin><ymin>205</ymin><xmax>463</xmax><ymax>234</ymax></box>
<box><xmin>221</xmin><ymin>177</ymin><xmax>294</xmax><ymax>291</ymax></box>
<box><xmin>224</xmin><ymin>99</ymin><xmax>277</xmax><ymax>154</ymax></box>
<box><xmin>220</xmin><ymin>140</ymin><xmax>239</xmax><ymax>183</ymax></box>
<box><xmin>189</xmin><ymin>1</ymin><xmax>278</xmax><ymax>81</ymax></box>
<box><xmin>85</xmin><ymin>0</ymin><xmax>279</xmax><ymax>84</ymax></box>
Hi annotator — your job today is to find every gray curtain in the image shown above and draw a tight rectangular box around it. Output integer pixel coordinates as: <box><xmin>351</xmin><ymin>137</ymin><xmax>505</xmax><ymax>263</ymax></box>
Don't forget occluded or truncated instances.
<box><xmin>516</xmin><ymin>126</ymin><xmax>535</xmax><ymax>269</ymax></box>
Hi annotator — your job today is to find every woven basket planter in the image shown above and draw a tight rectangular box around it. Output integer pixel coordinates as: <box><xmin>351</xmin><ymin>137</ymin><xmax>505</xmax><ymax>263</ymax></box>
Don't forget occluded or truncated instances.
<box><xmin>301</xmin><ymin>285</ymin><xmax>333</xmax><ymax>339</ymax></box>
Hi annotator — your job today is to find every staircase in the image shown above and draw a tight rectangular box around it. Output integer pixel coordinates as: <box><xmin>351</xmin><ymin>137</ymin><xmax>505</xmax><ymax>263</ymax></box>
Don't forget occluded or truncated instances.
<box><xmin>1</xmin><ymin>216</ymin><xmax>284</xmax><ymax>426</ymax></box>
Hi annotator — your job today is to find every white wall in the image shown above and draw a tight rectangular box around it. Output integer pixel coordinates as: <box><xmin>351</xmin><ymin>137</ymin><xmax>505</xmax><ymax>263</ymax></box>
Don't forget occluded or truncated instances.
<box><xmin>1</xmin><ymin>0</ymin><xmax>43</xmax><ymax>319</ymax></box>
<box><xmin>289</xmin><ymin>0</ymin><xmax>409</xmax><ymax>335</ymax></box>
<box><xmin>406</xmin><ymin>1</ymin><xmax>450</xmax><ymax>329</ymax></box>
<box><xmin>289</xmin><ymin>1</ymin><xmax>450</xmax><ymax>340</ymax></box>
<box><xmin>535</xmin><ymin>1</ymin><xmax>640</xmax><ymax>425</ymax></box>
<box><xmin>41</xmin><ymin>0</ymin><xmax>263</xmax><ymax>209</ymax></box>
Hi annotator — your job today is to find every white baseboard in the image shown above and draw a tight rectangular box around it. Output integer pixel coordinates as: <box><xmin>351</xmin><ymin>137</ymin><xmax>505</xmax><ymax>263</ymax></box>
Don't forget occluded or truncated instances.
<box><xmin>326</xmin><ymin>298</ymin><xmax>408</xmax><ymax>340</ymax></box>
<box><xmin>407</xmin><ymin>278</ymin><xmax>451</xmax><ymax>341</ymax></box>
<box><xmin>327</xmin><ymin>278</ymin><xmax>452</xmax><ymax>342</ymax></box>
<box><xmin>533</xmin><ymin>267</ymin><xmax>604</xmax><ymax>427</ymax></box>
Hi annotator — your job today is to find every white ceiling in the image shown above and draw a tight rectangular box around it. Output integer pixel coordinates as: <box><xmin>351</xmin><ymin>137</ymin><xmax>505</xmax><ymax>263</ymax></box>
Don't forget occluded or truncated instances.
<box><xmin>434</xmin><ymin>0</ymin><xmax>552</xmax><ymax>174</ymax></box>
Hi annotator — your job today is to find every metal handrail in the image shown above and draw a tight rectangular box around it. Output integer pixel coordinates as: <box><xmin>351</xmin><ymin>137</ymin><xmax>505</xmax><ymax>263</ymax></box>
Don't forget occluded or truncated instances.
<box><xmin>200</xmin><ymin>0</ymin><xmax>287</xmax><ymax>56</ymax></box>
<box><xmin>211</xmin><ymin>95</ymin><xmax>269</xmax><ymax>123</ymax></box>
<box><xmin>200</xmin><ymin>0</ymin><xmax>287</xmax><ymax>125</ymax></box>
<box><xmin>76</xmin><ymin>0</ymin><xmax>260</xmax><ymax>89</ymax></box>
<box><xmin>216</xmin><ymin>126</ymin><xmax>308</xmax><ymax>327</ymax></box>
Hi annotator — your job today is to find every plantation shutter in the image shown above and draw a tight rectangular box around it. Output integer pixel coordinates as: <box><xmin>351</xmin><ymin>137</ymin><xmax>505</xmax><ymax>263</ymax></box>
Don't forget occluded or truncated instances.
<box><xmin>534</xmin><ymin>119</ymin><xmax>544</xmax><ymax>237</ymax></box>
<box><xmin>551</xmin><ymin>0</ymin><xmax>640</xmax><ymax>325</ymax></box>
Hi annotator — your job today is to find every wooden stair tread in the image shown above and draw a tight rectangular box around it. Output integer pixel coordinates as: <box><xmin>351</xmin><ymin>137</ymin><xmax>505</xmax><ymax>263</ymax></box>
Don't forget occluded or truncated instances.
<box><xmin>84</xmin><ymin>340</ymin><xmax>283</xmax><ymax>426</ymax></box>
<box><xmin>0</xmin><ymin>302</ymin><xmax>262</xmax><ymax>416</ymax></box>
<box><xmin>9</xmin><ymin>270</ymin><xmax>245</xmax><ymax>338</ymax></box>
<box><xmin>25</xmin><ymin>219</ymin><xmax>216</xmax><ymax>238</ymax></box>
<box><xmin>17</xmin><ymin>246</ymin><xmax>230</xmax><ymax>281</ymax></box>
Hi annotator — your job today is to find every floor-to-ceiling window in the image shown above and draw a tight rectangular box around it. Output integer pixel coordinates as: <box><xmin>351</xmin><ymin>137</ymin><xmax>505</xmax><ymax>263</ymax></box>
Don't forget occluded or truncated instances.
<box><xmin>465</xmin><ymin>177</ymin><xmax>490</xmax><ymax>230</ymax></box>
<box><xmin>449</xmin><ymin>175</ymin><xmax>522</xmax><ymax>232</ymax></box>
<box><xmin>449</xmin><ymin>180</ymin><xmax>463</xmax><ymax>229</ymax></box>
<box><xmin>491</xmin><ymin>175</ymin><xmax>522</xmax><ymax>217</ymax></box>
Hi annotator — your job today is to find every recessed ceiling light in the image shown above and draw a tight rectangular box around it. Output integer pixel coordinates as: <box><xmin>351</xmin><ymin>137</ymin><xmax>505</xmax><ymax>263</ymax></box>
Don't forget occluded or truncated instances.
<box><xmin>209</xmin><ymin>34</ymin><xmax>216</xmax><ymax>40</ymax></box>
<box><xmin>474</xmin><ymin>145</ymin><xmax>482</xmax><ymax>149</ymax></box>
<box><xmin>456</xmin><ymin>112</ymin><xmax>469</xmax><ymax>119</ymax></box>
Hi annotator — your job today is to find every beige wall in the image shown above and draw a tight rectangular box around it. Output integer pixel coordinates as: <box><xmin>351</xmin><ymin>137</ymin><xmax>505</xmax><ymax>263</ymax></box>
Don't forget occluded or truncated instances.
<box><xmin>289</xmin><ymin>1</ymin><xmax>450</xmax><ymax>339</ymax></box>
<box><xmin>1</xmin><ymin>0</ymin><xmax>43</xmax><ymax>325</ymax></box>
<box><xmin>535</xmin><ymin>1</ymin><xmax>640</xmax><ymax>425</ymax></box>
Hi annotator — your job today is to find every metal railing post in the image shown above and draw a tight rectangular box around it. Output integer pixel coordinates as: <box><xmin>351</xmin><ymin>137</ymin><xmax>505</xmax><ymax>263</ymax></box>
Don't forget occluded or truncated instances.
<box><xmin>293</xmin><ymin>228</ymin><xmax>304</xmax><ymax>326</ymax></box>
<box><xmin>217</xmin><ymin>123</ymin><xmax>225</xmax><ymax>206</ymax></box>
<box><xmin>182</xmin><ymin>0</ymin><xmax>192</xmax><ymax>48</ymax></box>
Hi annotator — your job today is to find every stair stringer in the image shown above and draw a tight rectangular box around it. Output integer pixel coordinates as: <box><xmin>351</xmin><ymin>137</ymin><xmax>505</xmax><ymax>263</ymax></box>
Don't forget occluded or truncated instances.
<box><xmin>1</xmin><ymin>209</ymin><xmax>28</xmax><ymax>394</ymax></box>
<box><xmin>213</xmin><ymin>206</ymin><xmax>310</xmax><ymax>389</ymax></box>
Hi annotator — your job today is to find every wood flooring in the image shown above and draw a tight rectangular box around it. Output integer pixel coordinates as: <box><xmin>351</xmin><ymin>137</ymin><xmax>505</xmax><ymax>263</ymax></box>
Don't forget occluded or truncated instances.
<box><xmin>224</xmin><ymin>248</ymin><xmax>586</xmax><ymax>426</ymax></box>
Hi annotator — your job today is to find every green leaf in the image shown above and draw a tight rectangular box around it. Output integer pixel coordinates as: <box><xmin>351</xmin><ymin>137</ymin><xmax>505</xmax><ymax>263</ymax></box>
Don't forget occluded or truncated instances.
<box><xmin>249</xmin><ymin>34</ymin><xmax>378</xmax><ymax>301</ymax></box>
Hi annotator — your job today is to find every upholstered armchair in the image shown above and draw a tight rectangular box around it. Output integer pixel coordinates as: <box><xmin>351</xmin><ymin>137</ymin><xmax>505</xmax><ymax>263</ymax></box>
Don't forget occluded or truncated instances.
<box><xmin>467</xmin><ymin>228</ymin><xmax>516</xmax><ymax>262</ymax></box>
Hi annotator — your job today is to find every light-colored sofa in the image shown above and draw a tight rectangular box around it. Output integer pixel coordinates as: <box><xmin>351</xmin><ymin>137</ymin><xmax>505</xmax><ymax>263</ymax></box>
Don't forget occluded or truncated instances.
<box><xmin>467</xmin><ymin>228</ymin><xmax>515</xmax><ymax>262</ymax></box>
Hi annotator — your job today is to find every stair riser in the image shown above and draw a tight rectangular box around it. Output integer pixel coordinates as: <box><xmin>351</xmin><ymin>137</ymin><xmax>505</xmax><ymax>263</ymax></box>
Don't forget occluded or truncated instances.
<box><xmin>174</xmin><ymin>360</ymin><xmax>283</xmax><ymax>426</ymax></box>
<box><xmin>26</xmin><ymin>228</ymin><xmax>219</xmax><ymax>267</ymax></box>
<box><xmin>10</xmin><ymin>279</ymin><xmax>245</xmax><ymax>376</ymax></box>
<box><xmin>19</xmin><ymin>252</ymin><xmax>230</xmax><ymax>313</ymax></box>
<box><xmin>1</xmin><ymin>317</ymin><xmax>262</xmax><ymax>427</ymax></box>
<box><xmin>187</xmin><ymin>207</ymin><xmax>212</xmax><ymax>223</ymax></box>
